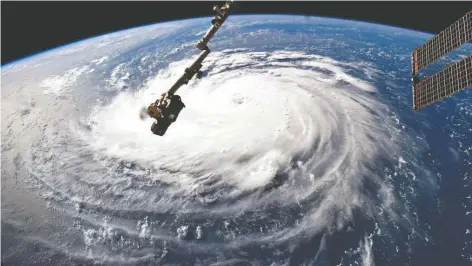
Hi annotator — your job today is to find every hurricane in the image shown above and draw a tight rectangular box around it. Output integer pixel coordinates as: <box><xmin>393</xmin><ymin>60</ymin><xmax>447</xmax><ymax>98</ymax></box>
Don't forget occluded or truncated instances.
<box><xmin>11</xmin><ymin>47</ymin><xmax>434</xmax><ymax>265</ymax></box>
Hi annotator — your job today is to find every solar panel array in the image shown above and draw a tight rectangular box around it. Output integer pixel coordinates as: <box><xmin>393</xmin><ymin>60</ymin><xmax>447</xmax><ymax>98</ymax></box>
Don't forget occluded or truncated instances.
<box><xmin>412</xmin><ymin>11</ymin><xmax>472</xmax><ymax>75</ymax></box>
<box><xmin>413</xmin><ymin>54</ymin><xmax>472</xmax><ymax>110</ymax></box>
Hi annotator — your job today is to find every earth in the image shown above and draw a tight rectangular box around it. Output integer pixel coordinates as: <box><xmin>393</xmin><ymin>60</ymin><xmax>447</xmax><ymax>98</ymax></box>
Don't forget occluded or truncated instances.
<box><xmin>2</xmin><ymin>15</ymin><xmax>472</xmax><ymax>266</ymax></box>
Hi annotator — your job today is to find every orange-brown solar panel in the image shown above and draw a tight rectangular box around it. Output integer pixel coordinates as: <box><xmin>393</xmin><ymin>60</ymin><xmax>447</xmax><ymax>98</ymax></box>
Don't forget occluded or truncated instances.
<box><xmin>413</xmin><ymin>54</ymin><xmax>472</xmax><ymax>110</ymax></box>
<box><xmin>412</xmin><ymin>11</ymin><xmax>472</xmax><ymax>75</ymax></box>
<box><xmin>411</xmin><ymin>11</ymin><xmax>472</xmax><ymax>110</ymax></box>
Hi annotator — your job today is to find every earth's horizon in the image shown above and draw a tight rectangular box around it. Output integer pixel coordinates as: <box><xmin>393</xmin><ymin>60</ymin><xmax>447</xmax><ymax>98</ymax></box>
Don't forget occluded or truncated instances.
<box><xmin>1</xmin><ymin>14</ymin><xmax>436</xmax><ymax>67</ymax></box>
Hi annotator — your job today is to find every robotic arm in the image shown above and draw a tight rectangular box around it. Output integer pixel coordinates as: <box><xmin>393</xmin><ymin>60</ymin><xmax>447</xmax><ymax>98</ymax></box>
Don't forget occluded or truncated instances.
<box><xmin>196</xmin><ymin>0</ymin><xmax>234</xmax><ymax>50</ymax></box>
<box><xmin>167</xmin><ymin>48</ymin><xmax>211</xmax><ymax>95</ymax></box>
<box><xmin>142</xmin><ymin>0</ymin><xmax>234</xmax><ymax>136</ymax></box>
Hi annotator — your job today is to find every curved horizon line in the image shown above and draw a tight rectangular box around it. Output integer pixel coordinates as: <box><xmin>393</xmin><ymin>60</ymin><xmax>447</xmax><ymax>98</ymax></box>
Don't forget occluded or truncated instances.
<box><xmin>1</xmin><ymin>14</ymin><xmax>434</xmax><ymax>68</ymax></box>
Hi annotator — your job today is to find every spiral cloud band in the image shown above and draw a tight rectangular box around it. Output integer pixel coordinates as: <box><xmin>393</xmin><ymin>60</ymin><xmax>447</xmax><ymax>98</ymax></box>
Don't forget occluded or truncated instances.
<box><xmin>24</xmin><ymin>49</ymin><xmax>417</xmax><ymax>264</ymax></box>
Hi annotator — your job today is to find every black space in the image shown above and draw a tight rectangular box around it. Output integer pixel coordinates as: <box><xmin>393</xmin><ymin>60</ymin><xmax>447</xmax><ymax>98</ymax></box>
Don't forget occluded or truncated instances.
<box><xmin>2</xmin><ymin>1</ymin><xmax>471</xmax><ymax>65</ymax></box>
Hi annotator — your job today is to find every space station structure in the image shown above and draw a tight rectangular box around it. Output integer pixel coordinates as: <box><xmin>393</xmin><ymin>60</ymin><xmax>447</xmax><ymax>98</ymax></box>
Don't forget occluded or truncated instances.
<box><xmin>411</xmin><ymin>10</ymin><xmax>472</xmax><ymax>110</ymax></box>
<box><xmin>142</xmin><ymin>0</ymin><xmax>234</xmax><ymax>136</ymax></box>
